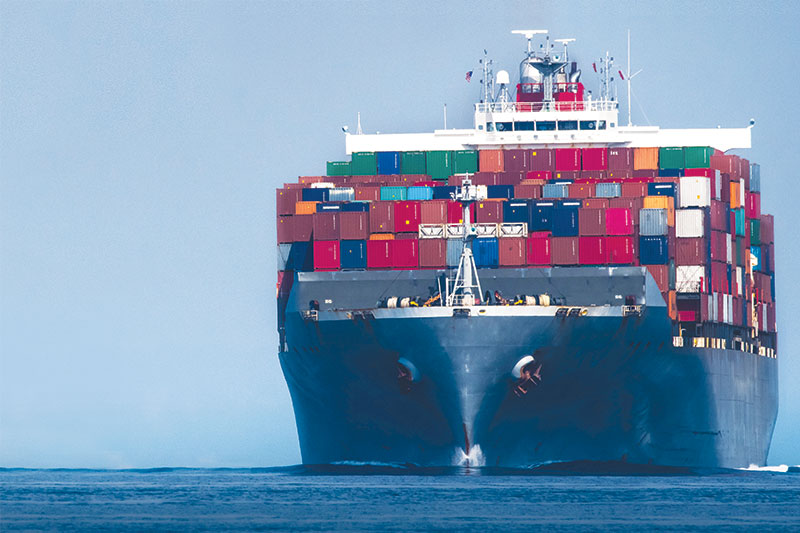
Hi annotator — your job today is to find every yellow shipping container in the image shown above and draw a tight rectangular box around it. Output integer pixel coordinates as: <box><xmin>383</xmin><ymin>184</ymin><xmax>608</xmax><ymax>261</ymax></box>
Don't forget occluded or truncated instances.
<box><xmin>643</xmin><ymin>195</ymin><xmax>675</xmax><ymax>226</ymax></box>
<box><xmin>295</xmin><ymin>201</ymin><xmax>319</xmax><ymax>215</ymax></box>
<box><xmin>369</xmin><ymin>233</ymin><xmax>395</xmax><ymax>241</ymax></box>
<box><xmin>634</xmin><ymin>147</ymin><xmax>659</xmax><ymax>170</ymax></box>
<box><xmin>730</xmin><ymin>181</ymin><xmax>741</xmax><ymax>208</ymax></box>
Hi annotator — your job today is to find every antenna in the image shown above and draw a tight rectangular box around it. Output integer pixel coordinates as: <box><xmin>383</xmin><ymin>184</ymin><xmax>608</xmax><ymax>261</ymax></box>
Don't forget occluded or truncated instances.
<box><xmin>554</xmin><ymin>38</ymin><xmax>575</xmax><ymax>62</ymax></box>
<box><xmin>479</xmin><ymin>49</ymin><xmax>494</xmax><ymax>104</ymax></box>
<box><xmin>356</xmin><ymin>112</ymin><xmax>363</xmax><ymax>135</ymax></box>
<box><xmin>622</xmin><ymin>29</ymin><xmax>643</xmax><ymax>126</ymax></box>
<box><xmin>512</xmin><ymin>29</ymin><xmax>548</xmax><ymax>55</ymax></box>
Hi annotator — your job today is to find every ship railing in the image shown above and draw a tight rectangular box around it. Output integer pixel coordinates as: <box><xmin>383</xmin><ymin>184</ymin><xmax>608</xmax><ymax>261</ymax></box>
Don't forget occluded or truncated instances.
<box><xmin>474</xmin><ymin>100</ymin><xmax>617</xmax><ymax>113</ymax></box>
<box><xmin>622</xmin><ymin>305</ymin><xmax>643</xmax><ymax>317</ymax></box>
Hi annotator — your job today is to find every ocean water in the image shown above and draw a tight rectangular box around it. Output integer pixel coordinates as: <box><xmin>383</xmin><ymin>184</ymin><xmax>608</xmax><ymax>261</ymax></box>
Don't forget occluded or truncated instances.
<box><xmin>2</xmin><ymin>466</ymin><xmax>800</xmax><ymax>531</ymax></box>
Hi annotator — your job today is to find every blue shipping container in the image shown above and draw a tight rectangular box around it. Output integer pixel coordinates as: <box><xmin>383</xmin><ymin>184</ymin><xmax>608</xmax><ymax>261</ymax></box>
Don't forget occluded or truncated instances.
<box><xmin>377</xmin><ymin>152</ymin><xmax>401</xmax><ymax>175</ymax></box>
<box><xmin>648</xmin><ymin>183</ymin><xmax>676</xmax><ymax>197</ymax></box>
<box><xmin>316</xmin><ymin>202</ymin><xmax>343</xmax><ymax>212</ymax></box>
<box><xmin>340</xmin><ymin>201</ymin><xmax>370</xmax><ymax>212</ymax></box>
<box><xmin>595</xmin><ymin>182</ymin><xmax>622</xmax><ymax>198</ymax></box>
<box><xmin>542</xmin><ymin>183</ymin><xmax>569</xmax><ymax>198</ymax></box>
<box><xmin>503</xmin><ymin>200</ymin><xmax>531</xmax><ymax>224</ymax></box>
<box><xmin>432</xmin><ymin>186</ymin><xmax>456</xmax><ymax>200</ymax></box>
<box><xmin>289</xmin><ymin>242</ymin><xmax>313</xmax><ymax>271</ymax></box>
<box><xmin>530</xmin><ymin>201</ymin><xmax>556</xmax><ymax>231</ymax></box>
<box><xmin>552</xmin><ymin>202</ymin><xmax>579</xmax><ymax>237</ymax></box>
<box><xmin>750</xmin><ymin>163</ymin><xmax>761</xmax><ymax>193</ymax></box>
<box><xmin>380</xmin><ymin>186</ymin><xmax>407</xmax><ymax>201</ymax></box>
<box><xmin>639</xmin><ymin>236</ymin><xmax>669</xmax><ymax>265</ymax></box>
<box><xmin>407</xmin><ymin>186</ymin><xmax>434</xmax><ymax>201</ymax></box>
<box><xmin>658</xmin><ymin>168</ymin><xmax>684</xmax><ymax>177</ymax></box>
<box><xmin>340</xmin><ymin>240</ymin><xmax>367</xmax><ymax>269</ymax></box>
<box><xmin>751</xmin><ymin>245</ymin><xmax>762</xmax><ymax>271</ymax></box>
<box><xmin>487</xmin><ymin>185</ymin><xmax>514</xmax><ymax>199</ymax></box>
<box><xmin>473</xmin><ymin>238</ymin><xmax>499</xmax><ymax>268</ymax></box>
<box><xmin>302</xmin><ymin>188</ymin><xmax>329</xmax><ymax>202</ymax></box>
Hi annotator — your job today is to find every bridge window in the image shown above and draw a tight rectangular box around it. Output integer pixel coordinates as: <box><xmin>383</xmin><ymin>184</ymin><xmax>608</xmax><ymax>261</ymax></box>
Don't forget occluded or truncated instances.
<box><xmin>557</xmin><ymin>120</ymin><xmax>578</xmax><ymax>131</ymax></box>
<box><xmin>487</xmin><ymin>122</ymin><xmax>495</xmax><ymax>132</ymax></box>
<box><xmin>579</xmin><ymin>120</ymin><xmax>596</xmax><ymax>130</ymax></box>
<box><xmin>536</xmin><ymin>121</ymin><xmax>556</xmax><ymax>131</ymax></box>
<box><xmin>598</xmin><ymin>120</ymin><xmax>607</xmax><ymax>130</ymax></box>
<box><xmin>495</xmin><ymin>122</ymin><xmax>513</xmax><ymax>132</ymax></box>
<box><xmin>514</xmin><ymin>121</ymin><xmax>535</xmax><ymax>131</ymax></box>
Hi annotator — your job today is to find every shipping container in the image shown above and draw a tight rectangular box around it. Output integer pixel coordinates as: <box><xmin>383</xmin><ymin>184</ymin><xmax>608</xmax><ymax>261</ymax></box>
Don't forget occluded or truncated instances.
<box><xmin>527</xmin><ymin>234</ymin><xmax>551</xmax><ymax>265</ymax></box>
<box><xmin>607</xmin><ymin>236</ymin><xmax>634</xmax><ymax>264</ymax></box>
<box><xmin>355</xmin><ymin>186</ymin><xmax>381</xmax><ymax>202</ymax></box>
<box><xmin>531</xmin><ymin>201</ymin><xmax>556</xmax><ymax>231</ymax></box>
<box><xmin>369</xmin><ymin>201</ymin><xmax>395</xmax><ymax>233</ymax></box>
<box><xmin>676</xmin><ymin>265</ymin><xmax>705</xmax><ymax>293</ymax></box>
<box><xmin>313</xmin><ymin>240</ymin><xmax>340</xmax><ymax>270</ymax></box>
<box><xmin>568</xmin><ymin>182</ymin><xmax>595</xmax><ymax>198</ymax></box>
<box><xmin>634</xmin><ymin>147</ymin><xmax>659</xmax><ymax>170</ymax></box>
<box><xmin>552</xmin><ymin>171</ymin><xmax>580</xmax><ymax>181</ymax></box>
<box><xmin>405</xmin><ymin>186</ymin><xmax>432</xmax><ymax>201</ymax></box>
<box><xmin>608</xmin><ymin>147</ymin><xmax>633</xmax><ymax>170</ymax></box>
<box><xmin>479</xmin><ymin>150</ymin><xmax>504</xmax><ymax>172</ymax></box>
<box><xmin>504</xmin><ymin>149</ymin><xmax>528</xmax><ymax>172</ymax></box>
<box><xmin>555</xmin><ymin>148</ymin><xmax>581</xmax><ymax>171</ymax></box>
<box><xmin>750</xmin><ymin>219</ymin><xmax>761</xmax><ymax>245</ymax></box>
<box><xmin>648</xmin><ymin>182</ymin><xmax>676</xmax><ymax>197</ymax></box>
<box><xmin>760</xmin><ymin>214</ymin><xmax>774</xmax><ymax>243</ymax></box>
<box><xmin>277</xmin><ymin>215</ymin><xmax>294</xmax><ymax>244</ymax></box>
<box><xmin>351</xmin><ymin>152</ymin><xmax>377</xmax><ymax>176</ymax></box>
<box><xmin>453</xmin><ymin>150</ymin><xmax>478</xmax><ymax>174</ymax></box>
<box><xmin>528</xmin><ymin>149</ymin><xmax>554</xmax><ymax>171</ymax></box>
<box><xmin>313</xmin><ymin>212</ymin><xmax>340</xmax><ymax>241</ymax></box>
<box><xmin>675</xmin><ymin>237</ymin><xmax>705</xmax><ymax>265</ymax></box>
<box><xmin>746</xmin><ymin>192</ymin><xmax>761</xmax><ymax>220</ymax></box>
<box><xmin>432</xmin><ymin>186</ymin><xmax>456</xmax><ymax>200</ymax></box>
<box><xmin>379</xmin><ymin>186</ymin><xmax>406</xmax><ymax>201</ymax></box>
<box><xmin>473</xmin><ymin>237</ymin><xmax>499</xmax><ymax>268</ymax></box>
<box><xmin>639</xmin><ymin>236</ymin><xmax>669</xmax><ymax>264</ymax></box>
<box><xmin>606</xmin><ymin>208</ymin><xmax>633</xmax><ymax>235</ymax></box>
<box><xmin>579</xmin><ymin>208</ymin><xmax>605</xmax><ymax>236</ymax></box>
<box><xmin>552</xmin><ymin>202</ymin><xmax>580</xmax><ymax>237</ymax></box>
<box><xmin>394</xmin><ymin>201</ymin><xmax>421</xmax><ymax>233</ymax></box>
<box><xmin>392</xmin><ymin>239</ymin><xmax>419</xmax><ymax>269</ymax></box>
<box><xmin>487</xmin><ymin>184</ymin><xmax>514</xmax><ymax>199</ymax></box>
<box><xmin>340</xmin><ymin>201</ymin><xmax>370</xmax><ymax>212</ymax></box>
<box><xmin>476</xmin><ymin>200</ymin><xmax>504</xmax><ymax>223</ymax></box>
<box><xmin>503</xmin><ymin>200</ymin><xmax>531</xmax><ymax>224</ymax></box>
<box><xmin>679</xmin><ymin>176</ymin><xmax>711</xmax><ymax>207</ymax></box>
<box><xmin>340</xmin><ymin>211</ymin><xmax>368</xmax><ymax>240</ymax></box>
<box><xmin>376</xmin><ymin>152</ymin><xmax>400</xmax><ymax>175</ymax></box>
<box><xmin>583</xmin><ymin>198</ymin><xmax>610</xmax><ymax>209</ymax></box>
<box><xmin>514</xmin><ymin>184</ymin><xmax>541</xmax><ymax>199</ymax></box>
<box><xmin>551</xmin><ymin>236</ymin><xmax>579</xmax><ymax>265</ymax></box>
<box><xmin>367</xmin><ymin>239</ymin><xmax>392</xmax><ymax>269</ymax></box>
<box><xmin>425</xmin><ymin>150</ymin><xmax>453</xmax><ymax>180</ymax></box>
<box><xmin>595</xmin><ymin>182</ymin><xmax>621</xmax><ymax>198</ymax></box>
<box><xmin>446</xmin><ymin>239</ymin><xmax>465</xmax><ymax>267</ymax></box>
<box><xmin>498</xmin><ymin>237</ymin><xmax>526</xmax><ymax>266</ymax></box>
<box><xmin>400</xmin><ymin>151</ymin><xmax>427</xmax><ymax>175</ymax></box>
<box><xmin>288</xmin><ymin>241</ymin><xmax>313</xmax><ymax>271</ymax></box>
<box><xmin>639</xmin><ymin>208</ymin><xmax>668</xmax><ymax>236</ymax></box>
<box><xmin>582</xmin><ymin>147</ymin><xmax>608</xmax><ymax>170</ymax></box>
<box><xmin>733</xmin><ymin>208</ymin><xmax>746</xmax><ymax>236</ymax></box>
<box><xmin>419</xmin><ymin>200</ymin><xmax>448</xmax><ymax>224</ymax></box>
<box><xmin>647</xmin><ymin>264</ymin><xmax>670</xmax><ymax>293</ymax></box>
<box><xmin>578</xmin><ymin>236</ymin><xmax>606</xmax><ymax>265</ymax></box>
<box><xmin>709</xmin><ymin>200</ymin><xmax>729</xmax><ymax>231</ymax></box>
<box><xmin>542</xmin><ymin>183</ymin><xmax>569</xmax><ymax>198</ymax></box>
<box><xmin>659</xmin><ymin>147</ymin><xmax>685</xmax><ymax>169</ymax></box>
<box><xmin>750</xmin><ymin>163</ymin><xmax>761</xmax><ymax>193</ymax></box>
<box><xmin>447</xmin><ymin>201</ymin><xmax>476</xmax><ymax>224</ymax></box>
<box><xmin>419</xmin><ymin>239</ymin><xmax>446</xmax><ymax>268</ymax></box>
<box><xmin>277</xmin><ymin>188</ymin><xmax>302</xmax><ymax>215</ymax></box>
<box><xmin>684</xmin><ymin>146</ymin><xmax>712</xmax><ymax>168</ymax></box>
<box><xmin>292</xmin><ymin>214</ymin><xmax>313</xmax><ymax>242</ymax></box>
<box><xmin>302</xmin><ymin>188</ymin><xmax>329</xmax><ymax>202</ymax></box>
<box><xmin>326</xmin><ymin>161</ymin><xmax>351</xmax><ymax>176</ymax></box>
<box><xmin>676</xmin><ymin>209</ymin><xmax>705</xmax><ymax>238</ymax></box>
<box><xmin>328</xmin><ymin>187</ymin><xmax>355</xmax><ymax>202</ymax></box>
<box><xmin>340</xmin><ymin>240</ymin><xmax>367</xmax><ymax>269</ymax></box>
<box><xmin>621</xmin><ymin>182</ymin><xmax>648</xmax><ymax>198</ymax></box>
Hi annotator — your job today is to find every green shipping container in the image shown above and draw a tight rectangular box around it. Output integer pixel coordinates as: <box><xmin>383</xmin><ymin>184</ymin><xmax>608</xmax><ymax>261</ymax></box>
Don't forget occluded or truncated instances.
<box><xmin>734</xmin><ymin>208</ymin><xmax>746</xmax><ymax>237</ymax></box>
<box><xmin>736</xmin><ymin>237</ymin><xmax>743</xmax><ymax>264</ymax></box>
<box><xmin>659</xmin><ymin>147</ymin><xmax>685</xmax><ymax>169</ymax></box>
<box><xmin>750</xmin><ymin>218</ymin><xmax>761</xmax><ymax>245</ymax></box>
<box><xmin>454</xmin><ymin>150</ymin><xmax>478</xmax><ymax>174</ymax></box>
<box><xmin>401</xmin><ymin>151</ymin><xmax>427</xmax><ymax>175</ymax></box>
<box><xmin>351</xmin><ymin>152</ymin><xmax>377</xmax><ymax>176</ymax></box>
<box><xmin>380</xmin><ymin>186</ymin><xmax>407</xmax><ymax>201</ymax></box>
<box><xmin>327</xmin><ymin>161</ymin><xmax>351</xmax><ymax>176</ymax></box>
<box><xmin>684</xmin><ymin>146</ymin><xmax>712</xmax><ymax>169</ymax></box>
<box><xmin>426</xmin><ymin>150</ymin><xmax>453</xmax><ymax>181</ymax></box>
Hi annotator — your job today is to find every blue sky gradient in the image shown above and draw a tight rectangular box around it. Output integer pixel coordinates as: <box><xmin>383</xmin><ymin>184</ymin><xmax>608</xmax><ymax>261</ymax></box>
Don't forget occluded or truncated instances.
<box><xmin>1</xmin><ymin>0</ymin><xmax>798</xmax><ymax>467</ymax></box>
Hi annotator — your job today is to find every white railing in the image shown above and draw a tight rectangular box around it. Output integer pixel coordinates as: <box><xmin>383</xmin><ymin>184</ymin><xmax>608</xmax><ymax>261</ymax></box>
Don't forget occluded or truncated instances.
<box><xmin>474</xmin><ymin>100</ymin><xmax>618</xmax><ymax>114</ymax></box>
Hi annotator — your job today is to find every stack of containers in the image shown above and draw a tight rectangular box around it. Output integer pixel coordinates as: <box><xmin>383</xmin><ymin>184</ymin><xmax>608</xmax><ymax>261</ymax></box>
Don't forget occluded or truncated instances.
<box><xmin>276</xmin><ymin>146</ymin><xmax>774</xmax><ymax>330</ymax></box>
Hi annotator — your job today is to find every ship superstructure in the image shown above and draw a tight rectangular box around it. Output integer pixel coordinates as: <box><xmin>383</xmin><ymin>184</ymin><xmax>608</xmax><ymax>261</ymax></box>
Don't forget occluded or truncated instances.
<box><xmin>275</xmin><ymin>31</ymin><xmax>777</xmax><ymax>469</ymax></box>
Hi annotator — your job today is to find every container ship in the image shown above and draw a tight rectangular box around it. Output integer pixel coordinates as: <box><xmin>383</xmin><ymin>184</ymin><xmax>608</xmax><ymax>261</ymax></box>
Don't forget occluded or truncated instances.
<box><xmin>275</xmin><ymin>31</ymin><xmax>778</xmax><ymax>469</ymax></box>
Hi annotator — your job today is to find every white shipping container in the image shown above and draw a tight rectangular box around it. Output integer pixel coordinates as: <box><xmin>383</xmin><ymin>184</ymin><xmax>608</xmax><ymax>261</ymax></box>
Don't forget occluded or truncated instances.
<box><xmin>726</xmin><ymin>234</ymin><xmax>733</xmax><ymax>264</ymax></box>
<box><xmin>723</xmin><ymin>294</ymin><xmax>731</xmax><ymax>324</ymax></box>
<box><xmin>476</xmin><ymin>223</ymin><xmax>499</xmax><ymax>237</ymax></box>
<box><xmin>500</xmin><ymin>222</ymin><xmax>528</xmax><ymax>238</ymax></box>
<box><xmin>418</xmin><ymin>224</ymin><xmax>446</xmax><ymax>239</ymax></box>
<box><xmin>475</xmin><ymin>185</ymin><xmax>488</xmax><ymax>200</ymax></box>
<box><xmin>739</xmin><ymin>178</ymin><xmax>745</xmax><ymax>207</ymax></box>
<box><xmin>310</xmin><ymin>182</ymin><xmax>336</xmax><ymax>189</ymax></box>
<box><xmin>446</xmin><ymin>223</ymin><xmax>465</xmax><ymax>239</ymax></box>
<box><xmin>714</xmin><ymin>169</ymin><xmax>722</xmax><ymax>200</ymax></box>
<box><xmin>712</xmin><ymin>292</ymin><xmax>719</xmax><ymax>322</ymax></box>
<box><xmin>676</xmin><ymin>209</ymin><xmax>705</xmax><ymax>237</ymax></box>
<box><xmin>676</xmin><ymin>265</ymin><xmax>705</xmax><ymax>293</ymax></box>
<box><xmin>679</xmin><ymin>176</ymin><xmax>711</xmax><ymax>207</ymax></box>
<box><xmin>735</xmin><ymin>267</ymin><xmax>742</xmax><ymax>296</ymax></box>
<box><xmin>328</xmin><ymin>187</ymin><xmax>355</xmax><ymax>202</ymax></box>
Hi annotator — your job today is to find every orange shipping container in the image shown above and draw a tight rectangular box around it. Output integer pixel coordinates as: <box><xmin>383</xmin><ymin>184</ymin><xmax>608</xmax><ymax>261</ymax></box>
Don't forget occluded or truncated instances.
<box><xmin>369</xmin><ymin>233</ymin><xmax>395</xmax><ymax>240</ymax></box>
<box><xmin>420</xmin><ymin>200</ymin><xmax>448</xmax><ymax>224</ymax></box>
<box><xmin>667</xmin><ymin>290</ymin><xmax>678</xmax><ymax>320</ymax></box>
<box><xmin>479</xmin><ymin>150</ymin><xmax>504</xmax><ymax>172</ymax></box>
<box><xmin>730</xmin><ymin>181</ymin><xmax>741</xmax><ymax>208</ymax></box>
<box><xmin>634</xmin><ymin>147</ymin><xmax>659</xmax><ymax>170</ymax></box>
<box><xmin>295</xmin><ymin>201</ymin><xmax>318</xmax><ymax>215</ymax></box>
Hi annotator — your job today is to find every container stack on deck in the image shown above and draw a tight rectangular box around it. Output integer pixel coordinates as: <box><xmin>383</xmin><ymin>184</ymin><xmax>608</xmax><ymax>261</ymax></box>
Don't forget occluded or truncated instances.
<box><xmin>277</xmin><ymin>147</ymin><xmax>776</xmax><ymax>333</ymax></box>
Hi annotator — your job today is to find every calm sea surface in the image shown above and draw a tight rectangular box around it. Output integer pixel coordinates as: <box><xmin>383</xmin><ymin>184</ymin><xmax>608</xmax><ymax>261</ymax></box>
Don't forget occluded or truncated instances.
<box><xmin>2</xmin><ymin>466</ymin><xmax>800</xmax><ymax>531</ymax></box>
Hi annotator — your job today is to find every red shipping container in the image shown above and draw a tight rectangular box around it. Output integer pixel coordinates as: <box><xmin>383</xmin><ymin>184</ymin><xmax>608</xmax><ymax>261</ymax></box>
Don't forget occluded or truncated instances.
<box><xmin>313</xmin><ymin>212</ymin><xmax>340</xmax><ymax>240</ymax></box>
<box><xmin>392</xmin><ymin>239</ymin><xmax>419</xmax><ymax>270</ymax></box>
<box><xmin>497</xmin><ymin>171</ymin><xmax>525</xmax><ymax>185</ymax></box>
<box><xmin>277</xmin><ymin>215</ymin><xmax>294</xmax><ymax>244</ymax></box>
<box><xmin>579</xmin><ymin>208</ymin><xmax>605</xmax><ymax>235</ymax></box>
<box><xmin>552</xmin><ymin>171</ymin><xmax>580</xmax><ymax>181</ymax></box>
<box><xmin>313</xmin><ymin>240</ymin><xmax>340</xmax><ymax>271</ymax></box>
<box><xmin>555</xmin><ymin>148</ymin><xmax>581</xmax><ymax>171</ymax></box>
<box><xmin>504</xmin><ymin>149</ymin><xmax>528</xmax><ymax>172</ymax></box>
<box><xmin>605</xmin><ymin>208</ymin><xmax>633</xmax><ymax>235</ymax></box>
<box><xmin>607</xmin><ymin>148</ymin><xmax>633</xmax><ymax>170</ymax></box>
<box><xmin>552</xmin><ymin>236</ymin><xmax>579</xmax><ymax>265</ymax></box>
<box><xmin>479</xmin><ymin>150</ymin><xmax>504</xmax><ymax>172</ymax></box>
<box><xmin>498</xmin><ymin>237</ymin><xmax>526</xmax><ymax>266</ymax></box>
<box><xmin>419</xmin><ymin>239</ymin><xmax>446</xmax><ymax>268</ymax></box>
<box><xmin>277</xmin><ymin>188</ymin><xmax>302</xmax><ymax>215</ymax></box>
<box><xmin>298</xmin><ymin>176</ymin><xmax>326</xmax><ymax>185</ymax></box>
<box><xmin>420</xmin><ymin>200</ymin><xmax>448</xmax><ymax>224</ymax></box>
<box><xmin>685</xmin><ymin>168</ymin><xmax>714</xmax><ymax>177</ymax></box>
<box><xmin>632</xmin><ymin>170</ymin><xmax>658</xmax><ymax>178</ymax></box>
<box><xmin>447</xmin><ymin>201</ymin><xmax>476</xmax><ymax>224</ymax></box>
<box><xmin>607</xmin><ymin>236</ymin><xmax>634</xmax><ymax>264</ymax></box>
<box><xmin>528</xmin><ymin>149</ymin><xmax>554</xmax><ymax>171</ymax></box>
<box><xmin>367</xmin><ymin>239</ymin><xmax>392</xmax><ymax>269</ymax></box>
<box><xmin>293</xmin><ymin>214</ymin><xmax>313</xmax><ymax>241</ymax></box>
<box><xmin>746</xmin><ymin>192</ymin><xmax>761</xmax><ymax>219</ymax></box>
<box><xmin>583</xmin><ymin>198</ymin><xmax>609</xmax><ymax>209</ymax></box>
<box><xmin>394</xmin><ymin>201</ymin><xmax>421</xmax><ymax>233</ymax></box>
<box><xmin>710</xmin><ymin>154</ymin><xmax>735</xmax><ymax>174</ymax></box>
<box><xmin>647</xmin><ymin>265</ymin><xmax>669</xmax><ymax>294</ymax></box>
<box><xmin>579</xmin><ymin>171</ymin><xmax>607</xmax><ymax>180</ymax></box>
<box><xmin>709</xmin><ymin>231</ymin><xmax>728</xmax><ymax>263</ymax></box>
<box><xmin>355</xmin><ymin>187</ymin><xmax>381</xmax><ymax>201</ymax></box>
<box><xmin>340</xmin><ymin>211</ymin><xmax>368</xmax><ymax>240</ymax></box>
<box><xmin>767</xmin><ymin>303</ymin><xmax>776</xmax><ymax>332</ymax></box>
<box><xmin>283</xmin><ymin>182</ymin><xmax>306</xmax><ymax>189</ymax></box>
<box><xmin>472</xmin><ymin>172</ymin><xmax>499</xmax><ymax>186</ymax></box>
<box><xmin>369</xmin><ymin>201</ymin><xmax>395</xmax><ymax>233</ymax></box>
<box><xmin>514</xmin><ymin>184</ymin><xmax>541</xmax><ymax>199</ymax></box>
<box><xmin>678</xmin><ymin>310</ymin><xmax>697</xmax><ymax>322</ymax></box>
<box><xmin>621</xmin><ymin>182</ymin><xmax>648</xmax><ymax>198</ymax></box>
<box><xmin>676</xmin><ymin>237</ymin><xmax>705</xmax><ymax>265</ymax></box>
<box><xmin>569</xmin><ymin>183</ymin><xmax>595</xmax><ymax>198</ymax></box>
<box><xmin>476</xmin><ymin>200</ymin><xmax>504</xmax><ymax>223</ymax></box>
<box><xmin>527</xmin><ymin>235</ymin><xmax>551</xmax><ymax>265</ymax></box>
<box><xmin>711</xmin><ymin>261</ymin><xmax>729</xmax><ymax>293</ymax></box>
<box><xmin>526</xmin><ymin>170</ymin><xmax>552</xmax><ymax>180</ymax></box>
<box><xmin>578</xmin><ymin>236</ymin><xmax>606</xmax><ymax>265</ymax></box>
<box><xmin>582</xmin><ymin>148</ymin><xmax>608</xmax><ymax>171</ymax></box>
<box><xmin>710</xmin><ymin>200</ymin><xmax>728</xmax><ymax>231</ymax></box>
<box><xmin>607</xmin><ymin>170</ymin><xmax>633</xmax><ymax>180</ymax></box>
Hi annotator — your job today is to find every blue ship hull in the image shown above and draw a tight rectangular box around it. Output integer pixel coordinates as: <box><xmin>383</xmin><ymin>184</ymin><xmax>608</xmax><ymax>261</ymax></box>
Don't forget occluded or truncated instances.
<box><xmin>278</xmin><ymin>268</ymin><xmax>778</xmax><ymax>469</ymax></box>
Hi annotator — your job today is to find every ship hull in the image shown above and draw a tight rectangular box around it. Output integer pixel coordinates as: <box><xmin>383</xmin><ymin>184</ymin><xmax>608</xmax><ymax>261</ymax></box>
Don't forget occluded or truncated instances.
<box><xmin>280</xmin><ymin>309</ymin><xmax>778</xmax><ymax>469</ymax></box>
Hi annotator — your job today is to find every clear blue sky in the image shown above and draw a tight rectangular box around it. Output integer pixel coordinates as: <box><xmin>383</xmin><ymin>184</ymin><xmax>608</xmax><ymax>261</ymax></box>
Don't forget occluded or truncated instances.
<box><xmin>1</xmin><ymin>0</ymin><xmax>797</xmax><ymax>468</ymax></box>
